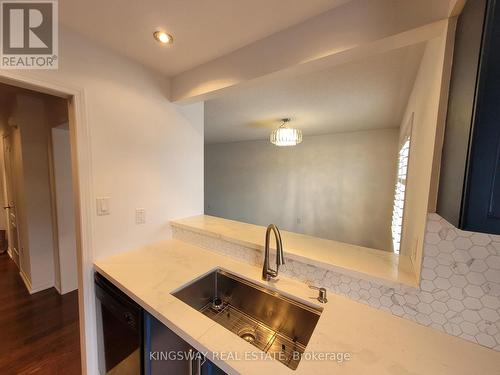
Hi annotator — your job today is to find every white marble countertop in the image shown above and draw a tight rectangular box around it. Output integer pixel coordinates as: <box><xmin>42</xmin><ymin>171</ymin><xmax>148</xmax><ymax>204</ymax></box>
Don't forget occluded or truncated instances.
<box><xmin>94</xmin><ymin>239</ymin><xmax>500</xmax><ymax>375</ymax></box>
<box><xmin>170</xmin><ymin>215</ymin><xmax>417</xmax><ymax>287</ymax></box>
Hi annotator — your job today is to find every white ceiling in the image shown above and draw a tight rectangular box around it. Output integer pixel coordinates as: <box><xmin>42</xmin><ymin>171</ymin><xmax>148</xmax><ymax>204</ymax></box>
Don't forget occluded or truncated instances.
<box><xmin>60</xmin><ymin>0</ymin><xmax>349</xmax><ymax>76</ymax></box>
<box><xmin>204</xmin><ymin>43</ymin><xmax>425</xmax><ymax>144</ymax></box>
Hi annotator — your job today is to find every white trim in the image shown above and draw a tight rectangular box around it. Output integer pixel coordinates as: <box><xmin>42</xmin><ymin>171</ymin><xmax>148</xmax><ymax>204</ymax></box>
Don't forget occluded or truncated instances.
<box><xmin>32</xmin><ymin>282</ymin><xmax>55</xmax><ymax>293</ymax></box>
<box><xmin>19</xmin><ymin>269</ymin><xmax>32</xmax><ymax>292</ymax></box>
<box><xmin>0</xmin><ymin>72</ymin><xmax>96</xmax><ymax>375</ymax></box>
<box><xmin>19</xmin><ymin>270</ymin><xmax>54</xmax><ymax>294</ymax></box>
<box><xmin>7</xmin><ymin>246</ymin><xmax>19</xmax><ymax>267</ymax></box>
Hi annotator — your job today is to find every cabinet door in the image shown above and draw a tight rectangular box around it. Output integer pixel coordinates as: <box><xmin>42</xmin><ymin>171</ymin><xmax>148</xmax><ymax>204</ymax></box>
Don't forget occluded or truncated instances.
<box><xmin>464</xmin><ymin>0</ymin><xmax>500</xmax><ymax>233</ymax></box>
<box><xmin>144</xmin><ymin>312</ymin><xmax>226</xmax><ymax>375</ymax></box>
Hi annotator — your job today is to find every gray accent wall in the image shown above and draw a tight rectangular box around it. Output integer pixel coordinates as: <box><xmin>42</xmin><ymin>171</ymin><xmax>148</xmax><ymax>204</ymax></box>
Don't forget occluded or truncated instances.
<box><xmin>205</xmin><ymin>128</ymin><xmax>399</xmax><ymax>251</ymax></box>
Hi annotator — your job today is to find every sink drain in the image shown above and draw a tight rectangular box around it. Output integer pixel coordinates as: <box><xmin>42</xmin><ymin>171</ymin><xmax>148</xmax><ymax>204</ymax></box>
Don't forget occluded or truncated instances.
<box><xmin>237</xmin><ymin>327</ymin><xmax>257</xmax><ymax>343</ymax></box>
<box><xmin>211</xmin><ymin>297</ymin><xmax>225</xmax><ymax>312</ymax></box>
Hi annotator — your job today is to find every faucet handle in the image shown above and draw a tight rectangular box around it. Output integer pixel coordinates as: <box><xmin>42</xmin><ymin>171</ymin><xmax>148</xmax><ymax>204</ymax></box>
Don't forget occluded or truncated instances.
<box><xmin>309</xmin><ymin>285</ymin><xmax>328</xmax><ymax>303</ymax></box>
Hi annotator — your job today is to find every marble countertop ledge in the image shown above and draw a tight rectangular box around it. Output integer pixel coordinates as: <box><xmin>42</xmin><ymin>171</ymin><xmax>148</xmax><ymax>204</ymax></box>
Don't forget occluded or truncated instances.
<box><xmin>94</xmin><ymin>239</ymin><xmax>500</xmax><ymax>375</ymax></box>
<box><xmin>170</xmin><ymin>215</ymin><xmax>417</xmax><ymax>288</ymax></box>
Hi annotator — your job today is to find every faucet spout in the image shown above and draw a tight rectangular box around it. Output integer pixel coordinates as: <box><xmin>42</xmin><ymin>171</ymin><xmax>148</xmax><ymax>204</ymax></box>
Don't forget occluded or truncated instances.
<box><xmin>262</xmin><ymin>224</ymin><xmax>285</xmax><ymax>281</ymax></box>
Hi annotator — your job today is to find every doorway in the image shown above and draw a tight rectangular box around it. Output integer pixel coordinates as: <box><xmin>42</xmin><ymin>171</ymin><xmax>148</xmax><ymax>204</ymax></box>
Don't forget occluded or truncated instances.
<box><xmin>0</xmin><ymin>82</ymin><xmax>82</xmax><ymax>374</ymax></box>
<box><xmin>0</xmin><ymin>70</ymin><xmax>94</xmax><ymax>375</ymax></box>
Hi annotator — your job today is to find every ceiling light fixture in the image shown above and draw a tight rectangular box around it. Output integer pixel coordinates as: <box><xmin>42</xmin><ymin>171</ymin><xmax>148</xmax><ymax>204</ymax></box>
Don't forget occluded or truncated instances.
<box><xmin>270</xmin><ymin>118</ymin><xmax>302</xmax><ymax>147</ymax></box>
<box><xmin>153</xmin><ymin>31</ymin><xmax>173</xmax><ymax>44</ymax></box>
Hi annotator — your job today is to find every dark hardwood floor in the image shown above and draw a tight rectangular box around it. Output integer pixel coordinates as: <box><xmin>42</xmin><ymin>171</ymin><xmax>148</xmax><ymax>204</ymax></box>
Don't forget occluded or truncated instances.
<box><xmin>0</xmin><ymin>253</ymin><xmax>81</xmax><ymax>374</ymax></box>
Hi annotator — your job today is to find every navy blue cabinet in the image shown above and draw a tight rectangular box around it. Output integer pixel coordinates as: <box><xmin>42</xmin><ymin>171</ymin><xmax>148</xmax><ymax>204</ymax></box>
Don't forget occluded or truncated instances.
<box><xmin>438</xmin><ymin>0</ymin><xmax>500</xmax><ymax>234</ymax></box>
<box><xmin>144</xmin><ymin>312</ymin><xmax>226</xmax><ymax>375</ymax></box>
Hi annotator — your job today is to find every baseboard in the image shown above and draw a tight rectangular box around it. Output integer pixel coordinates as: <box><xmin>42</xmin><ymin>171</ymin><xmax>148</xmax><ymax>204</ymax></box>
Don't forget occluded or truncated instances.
<box><xmin>60</xmin><ymin>285</ymin><xmax>78</xmax><ymax>295</ymax></box>
<box><xmin>19</xmin><ymin>269</ymin><xmax>32</xmax><ymax>293</ymax></box>
<box><xmin>19</xmin><ymin>269</ymin><xmax>54</xmax><ymax>294</ymax></box>
<box><xmin>29</xmin><ymin>281</ymin><xmax>55</xmax><ymax>294</ymax></box>
<box><xmin>9</xmin><ymin>246</ymin><xmax>19</xmax><ymax>256</ymax></box>
<box><xmin>7</xmin><ymin>247</ymin><xmax>20</xmax><ymax>268</ymax></box>
<box><xmin>54</xmin><ymin>283</ymin><xmax>62</xmax><ymax>295</ymax></box>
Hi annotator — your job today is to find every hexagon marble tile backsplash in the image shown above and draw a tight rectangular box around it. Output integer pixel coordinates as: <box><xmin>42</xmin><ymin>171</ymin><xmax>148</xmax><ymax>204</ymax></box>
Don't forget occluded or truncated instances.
<box><xmin>172</xmin><ymin>213</ymin><xmax>500</xmax><ymax>351</ymax></box>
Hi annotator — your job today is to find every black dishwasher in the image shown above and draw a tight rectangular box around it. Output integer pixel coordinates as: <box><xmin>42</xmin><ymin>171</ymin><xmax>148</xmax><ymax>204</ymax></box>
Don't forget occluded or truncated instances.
<box><xmin>95</xmin><ymin>272</ymin><xmax>143</xmax><ymax>374</ymax></box>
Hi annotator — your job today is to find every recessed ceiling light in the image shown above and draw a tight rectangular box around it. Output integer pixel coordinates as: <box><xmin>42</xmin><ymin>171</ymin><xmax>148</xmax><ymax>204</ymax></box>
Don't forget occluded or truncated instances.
<box><xmin>153</xmin><ymin>31</ymin><xmax>173</xmax><ymax>44</ymax></box>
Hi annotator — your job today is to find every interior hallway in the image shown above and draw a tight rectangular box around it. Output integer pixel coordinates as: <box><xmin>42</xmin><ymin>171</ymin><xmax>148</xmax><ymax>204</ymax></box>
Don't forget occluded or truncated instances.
<box><xmin>0</xmin><ymin>253</ymin><xmax>81</xmax><ymax>374</ymax></box>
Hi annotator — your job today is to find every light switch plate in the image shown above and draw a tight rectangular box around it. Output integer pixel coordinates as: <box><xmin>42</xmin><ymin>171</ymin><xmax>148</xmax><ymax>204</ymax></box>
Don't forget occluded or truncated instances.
<box><xmin>135</xmin><ymin>208</ymin><xmax>146</xmax><ymax>224</ymax></box>
<box><xmin>96</xmin><ymin>197</ymin><xmax>110</xmax><ymax>216</ymax></box>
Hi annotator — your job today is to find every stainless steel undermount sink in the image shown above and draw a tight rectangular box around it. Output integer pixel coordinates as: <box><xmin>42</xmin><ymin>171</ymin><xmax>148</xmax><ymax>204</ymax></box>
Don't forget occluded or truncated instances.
<box><xmin>172</xmin><ymin>269</ymin><xmax>322</xmax><ymax>370</ymax></box>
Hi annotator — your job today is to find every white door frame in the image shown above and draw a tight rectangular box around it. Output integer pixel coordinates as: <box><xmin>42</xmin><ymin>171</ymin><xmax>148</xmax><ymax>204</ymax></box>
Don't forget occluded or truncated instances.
<box><xmin>0</xmin><ymin>72</ymin><xmax>96</xmax><ymax>374</ymax></box>
<box><xmin>2</xmin><ymin>130</ymin><xmax>22</xmax><ymax>267</ymax></box>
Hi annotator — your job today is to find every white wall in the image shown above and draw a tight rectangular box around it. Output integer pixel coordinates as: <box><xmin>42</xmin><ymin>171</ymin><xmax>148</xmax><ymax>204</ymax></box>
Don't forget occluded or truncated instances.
<box><xmin>400</xmin><ymin>35</ymin><xmax>449</xmax><ymax>275</ymax></box>
<box><xmin>205</xmin><ymin>129</ymin><xmax>398</xmax><ymax>251</ymax></box>
<box><xmin>10</xmin><ymin>93</ymin><xmax>56</xmax><ymax>291</ymax></box>
<box><xmin>52</xmin><ymin>126</ymin><xmax>78</xmax><ymax>294</ymax></box>
<box><xmin>0</xmin><ymin>27</ymin><xmax>204</xmax><ymax>373</ymax></box>
<box><xmin>2</xmin><ymin>27</ymin><xmax>204</xmax><ymax>255</ymax></box>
